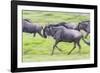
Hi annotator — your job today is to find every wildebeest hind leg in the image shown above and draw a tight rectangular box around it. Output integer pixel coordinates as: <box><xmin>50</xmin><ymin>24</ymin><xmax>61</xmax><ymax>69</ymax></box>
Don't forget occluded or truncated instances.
<box><xmin>55</xmin><ymin>46</ymin><xmax>63</xmax><ymax>53</ymax></box>
<box><xmin>38</xmin><ymin>32</ymin><xmax>43</xmax><ymax>37</ymax></box>
<box><xmin>77</xmin><ymin>41</ymin><xmax>81</xmax><ymax>54</ymax></box>
<box><xmin>68</xmin><ymin>42</ymin><xmax>76</xmax><ymax>55</ymax></box>
<box><xmin>51</xmin><ymin>41</ymin><xmax>59</xmax><ymax>55</ymax></box>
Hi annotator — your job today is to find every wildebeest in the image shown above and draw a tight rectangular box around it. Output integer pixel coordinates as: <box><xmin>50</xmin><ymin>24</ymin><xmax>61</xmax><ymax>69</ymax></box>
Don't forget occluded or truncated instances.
<box><xmin>43</xmin><ymin>25</ymin><xmax>84</xmax><ymax>55</ymax></box>
<box><xmin>50</xmin><ymin>21</ymin><xmax>90</xmax><ymax>39</ymax></box>
<box><xmin>76</xmin><ymin>20</ymin><xmax>90</xmax><ymax>38</ymax></box>
<box><xmin>50</xmin><ymin>21</ymin><xmax>90</xmax><ymax>46</ymax></box>
<box><xmin>22</xmin><ymin>19</ymin><xmax>43</xmax><ymax>37</ymax></box>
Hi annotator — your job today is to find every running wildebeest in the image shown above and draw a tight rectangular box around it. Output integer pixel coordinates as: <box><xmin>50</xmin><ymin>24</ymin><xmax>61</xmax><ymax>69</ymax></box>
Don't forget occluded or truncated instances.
<box><xmin>76</xmin><ymin>20</ymin><xmax>90</xmax><ymax>38</ymax></box>
<box><xmin>50</xmin><ymin>22</ymin><xmax>90</xmax><ymax>46</ymax></box>
<box><xmin>54</xmin><ymin>21</ymin><xmax>90</xmax><ymax>45</ymax></box>
<box><xmin>22</xmin><ymin>19</ymin><xmax>43</xmax><ymax>37</ymax></box>
<box><xmin>43</xmin><ymin>25</ymin><xmax>86</xmax><ymax>55</ymax></box>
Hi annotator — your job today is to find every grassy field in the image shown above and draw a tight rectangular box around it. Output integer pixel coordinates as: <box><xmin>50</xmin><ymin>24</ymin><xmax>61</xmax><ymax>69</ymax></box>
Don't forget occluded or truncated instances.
<box><xmin>22</xmin><ymin>10</ymin><xmax>90</xmax><ymax>62</ymax></box>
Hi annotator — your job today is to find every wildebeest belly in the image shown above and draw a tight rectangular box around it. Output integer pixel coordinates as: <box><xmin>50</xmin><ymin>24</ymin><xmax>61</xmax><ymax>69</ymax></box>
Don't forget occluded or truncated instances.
<box><xmin>61</xmin><ymin>34</ymin><xmax>74</xmax><ymax>42</ymax></box>
<box><xmin>61</xmin><ymin>30</ymin><xmax>82</xmax><ymax>42</ymax></box>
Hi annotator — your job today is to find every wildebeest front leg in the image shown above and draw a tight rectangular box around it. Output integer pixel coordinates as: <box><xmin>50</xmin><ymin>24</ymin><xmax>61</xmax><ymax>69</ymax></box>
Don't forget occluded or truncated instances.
<box><xmin>77</xmin><ymin>41</ymin><xmax>81</xmax><ymax>54</ymax></box>
<box><xmin>68</xmin><ymin>42</ymin><xmax>76</xmax><ymax>55</ymax></box>
<box><xmin>38</xmin><ymin>32</ymin><xmax>43</xmax><ymax>37</ymax></box>
<box><xmin>33</xmin><ymin>33</ymin><xmax>36</xmax><ymax>37</ymax></box>
<box><xmin>51</xmin><ymin>41</ymin><xmax>59</xmax><ymax>55</ymax></box>
<box><xmin>85</xmin><ymin>33</ymin><xmax>89</xmax><ymax>38</ymax></box>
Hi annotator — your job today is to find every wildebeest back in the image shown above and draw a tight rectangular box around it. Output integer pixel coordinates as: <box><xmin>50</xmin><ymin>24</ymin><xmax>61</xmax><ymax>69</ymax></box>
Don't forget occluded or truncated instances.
<box><xmin>22</xmin><ymin>19</ymin><xmax>42</xmax><ymax>33</ymax></box>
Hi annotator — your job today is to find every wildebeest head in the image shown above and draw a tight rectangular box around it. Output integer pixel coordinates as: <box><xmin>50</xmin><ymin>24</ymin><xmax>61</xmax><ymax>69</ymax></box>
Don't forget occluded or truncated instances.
<box><xmin>43</xmin><ymin>25</ymin><xmax>56</xmax><ymax>38</ymax></box>
<box><xmin>76</xmin><ymin>22</ymin><xmax>84</xmax><ymax>31</ymax></box>
<box><xmin>76</xmin><ymin>20</ymin><xmax>90</xmax><ymax>31</ymax></box>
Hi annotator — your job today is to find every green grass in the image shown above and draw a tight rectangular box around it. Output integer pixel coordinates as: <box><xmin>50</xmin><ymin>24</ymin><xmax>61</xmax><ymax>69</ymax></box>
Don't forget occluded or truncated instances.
<box><xmin>22</xmin><ymin>10</ymin><xmax>90</xmax><ymax>62</ymax></box>
<box><xmin>22</xmin><ymin>10</ymin><xmax>90</xmax><ymax>25</ymax></box>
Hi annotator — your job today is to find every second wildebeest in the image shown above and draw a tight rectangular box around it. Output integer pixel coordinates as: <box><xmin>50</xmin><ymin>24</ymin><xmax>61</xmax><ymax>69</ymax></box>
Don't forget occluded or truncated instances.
<box><xmin>22</xmin><ymin>19</ymin><xmax>43</xmax><ymax>37</ymax></box>
<box><xmin>76</xmin><ymin>20</ymin><xmax>90</xmax><ymax>38</ymax></box>
<box><xmin>43</xmin><ymin>25</ymin><xmax>84</xmax><ymax>55</ymax></box>
<box><xmin>48</xmin><ymin>22</ymin><xmax>77</xmax><ymax>29</ymax></box>
<box><xmin>51</xmin><ymin>21</ymin><xmax>90</xmax><ymax>46</ymax></box>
